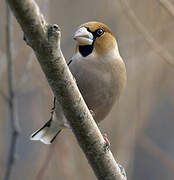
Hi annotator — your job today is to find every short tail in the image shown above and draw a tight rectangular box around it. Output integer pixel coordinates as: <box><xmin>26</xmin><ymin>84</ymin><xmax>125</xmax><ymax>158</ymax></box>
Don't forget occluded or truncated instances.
<box><xmin>30</xmin><ymin>119</ymin><xmax>62</xmax><ymax>144</ymax></box>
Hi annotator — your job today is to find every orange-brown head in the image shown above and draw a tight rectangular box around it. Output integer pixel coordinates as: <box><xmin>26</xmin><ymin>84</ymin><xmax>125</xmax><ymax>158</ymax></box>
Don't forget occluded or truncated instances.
<box><xmin>73</xmin><ymin>22</ymin><xmax>117</xmax><ymax>57</ymax></box>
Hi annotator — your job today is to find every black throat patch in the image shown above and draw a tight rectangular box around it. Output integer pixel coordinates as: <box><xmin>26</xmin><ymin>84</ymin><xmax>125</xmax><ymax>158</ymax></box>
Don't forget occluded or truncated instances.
<box><xmin>79</xmin><ymin>44</ymin><xmax>94</xmax><ymax>57</ymax></box>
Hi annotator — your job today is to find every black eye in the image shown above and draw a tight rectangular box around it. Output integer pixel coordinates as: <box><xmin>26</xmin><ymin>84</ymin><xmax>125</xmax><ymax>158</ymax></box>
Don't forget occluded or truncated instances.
<box><xmin>96</xmin><ymin>29</ymin><xmax>104</xmax><ymax>36</ymax></box>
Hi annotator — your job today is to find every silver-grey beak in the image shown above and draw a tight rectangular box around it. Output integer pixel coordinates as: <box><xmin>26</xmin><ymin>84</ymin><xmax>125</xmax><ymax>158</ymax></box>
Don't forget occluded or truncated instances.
<box><xmin>73</xmin><ymin>27</ymin><xmax>93</xmax><ymax>45</ymax></box>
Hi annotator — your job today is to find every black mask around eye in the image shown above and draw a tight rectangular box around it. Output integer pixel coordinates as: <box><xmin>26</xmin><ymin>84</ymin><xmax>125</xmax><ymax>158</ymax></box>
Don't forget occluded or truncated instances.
<box><xmin>86</xmin><ymin>28</ymin><xmax>104</xmax><ymax>39</ymax></box>
<box><xmin>79</xmin><ymin>28</ymin><xmax>104</xmax><ymax>57</ymax></box>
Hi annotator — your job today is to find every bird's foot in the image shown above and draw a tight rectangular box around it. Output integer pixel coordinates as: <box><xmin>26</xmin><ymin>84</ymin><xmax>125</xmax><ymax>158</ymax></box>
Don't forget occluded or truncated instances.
<box><xmin>102</xmin><ymin>133</ymin><xmax>110</xmax><ymax>151</ymax></box>
<box><xmin>89</xmin><ymin>110</ymin><xmax>95</xmax><ymax>117</ymax></box>
<box><xmin>118</xmin><ymin>163</ymin><xmax>127</xmax><ymax>178</ymax></box>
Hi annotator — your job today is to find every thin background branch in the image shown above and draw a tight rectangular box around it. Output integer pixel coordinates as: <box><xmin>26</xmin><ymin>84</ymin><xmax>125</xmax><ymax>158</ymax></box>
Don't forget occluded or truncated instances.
<box><xmin>120</xmin><ymin>0</ymin><xmax>174</xmax><ymax>67</ymax></box>
<box><xmin>3</xmin><ymin>4</ymin><xmax>20</xmax><ymax>180</ymax></box>
<box><xmin>159</xmin><ymin>0</ymin><xmax>174</xmax><ymax>17</ymax></box>
<box><xmin>138</xmin><ymin>133</ymin><xmax>174</xmax><ymax>175</ymax></box>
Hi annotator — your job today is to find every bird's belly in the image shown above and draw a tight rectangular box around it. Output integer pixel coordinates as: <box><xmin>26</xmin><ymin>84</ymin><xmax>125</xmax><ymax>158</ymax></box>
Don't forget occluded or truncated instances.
<box><xmin>71</xmin><ymin>64</ymin><xmax>117</xmax><ymax>123</ymax></box>
<box><xmin>81</xmin><ymin>84</ymin><xmax>116</xmax><ymax>123</ymax></box>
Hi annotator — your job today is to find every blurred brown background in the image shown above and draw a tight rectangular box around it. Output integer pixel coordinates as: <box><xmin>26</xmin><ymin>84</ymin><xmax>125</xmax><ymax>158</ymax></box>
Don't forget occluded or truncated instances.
<box><xmin>1</xmin><ymin>0</ymin><xmax>174</xmax><ymax>179</ymax></box>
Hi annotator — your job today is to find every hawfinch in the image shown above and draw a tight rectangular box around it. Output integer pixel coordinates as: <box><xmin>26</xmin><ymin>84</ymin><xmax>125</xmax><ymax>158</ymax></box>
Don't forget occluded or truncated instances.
<box><xmin>31</xmin><ymin>22</ymin><xmax>127</xmax><ymax>144</ymax></box>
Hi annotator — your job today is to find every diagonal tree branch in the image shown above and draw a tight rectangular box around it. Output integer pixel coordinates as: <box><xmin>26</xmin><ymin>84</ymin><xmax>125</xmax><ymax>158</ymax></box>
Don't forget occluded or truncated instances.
<box><xmin>6</xmin><ymin>0</ymin><xmax>127</xmax><ymax>179</ymax></box>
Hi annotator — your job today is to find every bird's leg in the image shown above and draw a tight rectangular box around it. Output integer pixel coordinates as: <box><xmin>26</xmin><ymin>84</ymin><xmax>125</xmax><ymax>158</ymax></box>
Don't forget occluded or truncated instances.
<box><xmin>49</xmin><ymin>96</ymin><xmax>56</xmax><ymax>121</ymax></box>
<box><xmin>51</xmin><ymin>96</ymin><xmax>56</xmax><ymax>114</ymax></box>
<box><xmin>46</xmin><ymin>96</ymin><xmax>56</xmax><ymax>122</ymax></box>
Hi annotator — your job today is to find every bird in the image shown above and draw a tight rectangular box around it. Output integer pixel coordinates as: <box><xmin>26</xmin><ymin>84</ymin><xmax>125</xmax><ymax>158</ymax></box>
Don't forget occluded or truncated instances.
<box><xmin>30</xmin><ymin>21</ymin><xmax>127</xmax><ymax>144</ymax></box>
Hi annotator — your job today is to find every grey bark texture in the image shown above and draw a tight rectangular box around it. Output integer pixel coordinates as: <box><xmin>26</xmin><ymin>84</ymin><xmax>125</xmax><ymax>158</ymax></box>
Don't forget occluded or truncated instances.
<box><xmin>6</xmin><ymin>0</ymin><xmax>127</xmax><ymax>179</ymax></box>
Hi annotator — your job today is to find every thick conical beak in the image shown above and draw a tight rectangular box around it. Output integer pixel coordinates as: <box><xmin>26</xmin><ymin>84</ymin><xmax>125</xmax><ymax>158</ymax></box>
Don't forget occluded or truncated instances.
<box><xmin>73</xmin><ymin>27</ymin><xmax>93</xmax><ymax>45</ymax></box>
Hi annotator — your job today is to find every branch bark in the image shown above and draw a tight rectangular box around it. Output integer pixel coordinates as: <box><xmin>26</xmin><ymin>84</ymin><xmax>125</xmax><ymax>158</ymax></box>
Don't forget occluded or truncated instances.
<box><xmin>6</xmin><ymin>0</ymin><xmax>127</xmax><ymax>179</ymax></box>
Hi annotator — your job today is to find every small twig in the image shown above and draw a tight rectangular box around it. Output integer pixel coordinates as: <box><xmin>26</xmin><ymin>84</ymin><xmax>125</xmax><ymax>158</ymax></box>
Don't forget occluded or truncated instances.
<box><xmin>3</xmin><ymin>4</ymin><xmax>20</xmax><ymax>180</ymax></box>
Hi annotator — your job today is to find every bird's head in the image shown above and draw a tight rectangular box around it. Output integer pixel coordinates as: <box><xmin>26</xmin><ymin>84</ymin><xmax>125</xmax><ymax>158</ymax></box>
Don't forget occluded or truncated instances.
<box><xmin>73</xmin><ymin>22</ymin><xmax>117</xmax><ymax>57</ymax></box>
